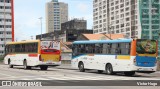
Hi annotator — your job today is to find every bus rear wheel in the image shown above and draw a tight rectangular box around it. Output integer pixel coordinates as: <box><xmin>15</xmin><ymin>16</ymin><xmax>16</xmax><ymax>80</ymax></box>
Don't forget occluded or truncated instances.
<box><xmin>78</xmin><ymin>62</ymin><xmax>85</xmax><ymax>72</ymax></box>
<box><xmin>105</xmin><ymin>64</ymin><xmax>114</xmax><ymax>75</ymax></box>
<box><xmin>40</xmin><ymin>66</ymin><xmax>48</xmax><ymax>70</ymax></box>
<box><xmin>124</xmin><ymin>71</ymin><xmax>135</xmax><ymax>76</ymax></box>
<box><xmin>8</xmin><ymin>59</ymin><xmax>13</xmax><ymax>68</ymax></box>
<box><xmin>23</xmin><ymin>60</ymin><xmax>31</xmax><ymax>70</ymax></box>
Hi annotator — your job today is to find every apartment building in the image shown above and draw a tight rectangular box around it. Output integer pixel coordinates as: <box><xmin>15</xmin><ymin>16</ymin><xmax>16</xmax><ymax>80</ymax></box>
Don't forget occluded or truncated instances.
<box><xmin>93</xmin><ymin>0</ymin><xmax>160</xmax><ymax>39</ymax></box>
<box><xmin>0</xmin><ymin>0</ymin><xmax>14</xmax><ymax>55</ymax></box>
<box><xmin>46</xmin><ymin>0</ymin><xmax>68</xmax><ymax>33</ymax></box>
<box><xmin>93</xmin><ymin>0</ymin><xmax>160</xmax><ymax>54</ymax></box>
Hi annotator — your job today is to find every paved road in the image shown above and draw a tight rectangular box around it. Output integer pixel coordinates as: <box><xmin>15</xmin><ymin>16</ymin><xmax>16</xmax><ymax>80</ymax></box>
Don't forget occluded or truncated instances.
<box><xmin>0</xmin><ymin>64</ymin><xmax>160</xmax><ymax>80</ymax></box>
<box><xmin>0</xmin><ymin>64</ymin><xmax>160</xmax><ymax>89</ymax></box>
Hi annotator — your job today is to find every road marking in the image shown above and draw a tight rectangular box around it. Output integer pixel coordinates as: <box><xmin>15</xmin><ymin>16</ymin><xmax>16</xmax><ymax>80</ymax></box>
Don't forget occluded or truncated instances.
<box><xmin>0</xmin><ymin>73</ymin><xmax>15</xmax><ymax>77</ymax></box>
<box><xmin>20</xmin><ymin>78</ymin><xmax>34</xmax><ymax>80</ymax></box>
<box><xmin>35</xmin><ymin>78</ymin><xmax>51</xmax><ymax>80</ymax></box>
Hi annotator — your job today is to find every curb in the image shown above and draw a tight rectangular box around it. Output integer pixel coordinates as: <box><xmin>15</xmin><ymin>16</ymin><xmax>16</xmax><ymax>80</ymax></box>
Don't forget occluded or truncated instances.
<box><xmin>56</xmin><ymin>67</ymin><xmax>77</xmax><ymax>70</ymax></box>
<box><xmin>0</xmin><ymin>62</ymin><xmax>3</xmax><ymax>65</ymax></box>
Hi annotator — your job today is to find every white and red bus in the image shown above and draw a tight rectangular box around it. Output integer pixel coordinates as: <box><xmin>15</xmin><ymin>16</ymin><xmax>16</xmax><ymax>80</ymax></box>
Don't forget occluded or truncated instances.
<box><xmin>4</xmin><ymin>40</ymin><xmax>61</xmax><ymax>70</ymax></box>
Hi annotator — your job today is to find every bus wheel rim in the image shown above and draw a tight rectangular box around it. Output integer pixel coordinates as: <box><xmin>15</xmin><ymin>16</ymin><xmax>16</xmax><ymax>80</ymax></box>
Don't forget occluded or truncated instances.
<box><xmin>80</xmin><ymin>65</ymin><xmax>83</xmax><ymax>70</ymax></box>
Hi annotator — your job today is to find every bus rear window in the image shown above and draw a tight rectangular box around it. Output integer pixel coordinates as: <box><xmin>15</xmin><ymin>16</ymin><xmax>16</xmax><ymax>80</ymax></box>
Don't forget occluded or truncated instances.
<box><xmin>136</xmin><ymin>39</ymin><xmax>157</xmax><ymax>54</ymax></box>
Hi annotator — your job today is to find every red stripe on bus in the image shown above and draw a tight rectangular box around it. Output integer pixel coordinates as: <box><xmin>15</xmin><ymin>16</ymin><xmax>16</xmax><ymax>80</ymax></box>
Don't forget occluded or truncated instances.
<box><xmin>28</xmin><ymin>54</ymin><xmax>38</xmax><ymax>57</ymax></box>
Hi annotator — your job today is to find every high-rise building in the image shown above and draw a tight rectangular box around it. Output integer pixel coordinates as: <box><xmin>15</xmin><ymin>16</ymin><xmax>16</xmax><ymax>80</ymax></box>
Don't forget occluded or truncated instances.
<box><xmin>46</xmin><ymin>0</ymin><xmax>68</xmax><ymax>33</ymax></box>
<box><xmin>93</xmin><ymin>0</ymin><xmax>160</xmax><ymax>54</ymax></box>
<box><xmin>0</xmin><ymin>0</ymin><xmax>14</xmax><ymax>55</ymax></box>
<box><xmin>93</xmin><ymin>0</ymin><xmax>160</xmax><ymax>39</ymax></box>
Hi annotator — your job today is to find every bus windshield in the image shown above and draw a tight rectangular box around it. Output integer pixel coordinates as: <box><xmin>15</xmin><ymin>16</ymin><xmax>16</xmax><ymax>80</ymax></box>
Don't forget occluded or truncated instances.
<box><xmin>136</xmin><ymin>39</ymin><xmax>157</xmax><ymax>54</ymax></box>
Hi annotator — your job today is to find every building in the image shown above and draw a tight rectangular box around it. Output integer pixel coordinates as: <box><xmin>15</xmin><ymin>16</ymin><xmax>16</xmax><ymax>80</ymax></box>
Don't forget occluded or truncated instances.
<box><xmin>46</xmin><ymin>0</ymin><xmax>68</xmax><ymax>33</ymax></box>
<box><xmin>36</xmin><ymin>31</ymin><xmax>63</xmax><ymax>40</ymax></box>
<box><xmin>93</xmin><ymin>0</ymin><xmax>160</xmax><ymax>55</ymax></box>
<box><xmin>61</xmin><ymin>19</ymin><xmax>92</xmax><ymax>42</ymax></box>
<box><xmin>93</xmin><ymin>0</ymin><xmax>160</xmax><ymax>39</ymax></box>
<box><xmin>37</xmin><ymin>19</ymin><xmax>92</xmax><ymax>42</ymax></box>
<box><xmin>61</xmin><ymin>18</ymin><xmax>87</xmax><ymax>32</ymax></box>
<box><xmin>77</xmin><ymin>34</ymin><xmax>125</xmax><ymax>40</ymax></box>
<box><xmin>0</xmin><ymin>0</ymin><xmax>14</xmax><ymax>56</ymax></box>
<box><xmin>66</xmin><ymin>29</ymin><xmax>93</xmax><ymax>42</ymax></box>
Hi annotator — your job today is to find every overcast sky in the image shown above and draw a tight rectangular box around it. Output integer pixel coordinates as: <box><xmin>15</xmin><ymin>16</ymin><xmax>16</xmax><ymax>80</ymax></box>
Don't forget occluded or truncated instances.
<box><xmin>14</xmin><ymin>0</ymin><xmax>93</xmax><ymax>41</ymax></box>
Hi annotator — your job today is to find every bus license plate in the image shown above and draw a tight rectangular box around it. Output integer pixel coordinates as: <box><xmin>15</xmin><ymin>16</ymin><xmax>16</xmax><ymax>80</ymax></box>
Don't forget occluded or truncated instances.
<box><xmin>139</xmin><ymin>68</ymin><xmax>151</xmax><ymax>71</ymax></box>
<box><xmin>47</xmin><ymin>60</ymin><xmax>52</xmax><ymax>64</ymax></box>
<box><xmin>143</xmin><ymin>62</ymin><xmax>148</xmax><ymax>64</ymax></box>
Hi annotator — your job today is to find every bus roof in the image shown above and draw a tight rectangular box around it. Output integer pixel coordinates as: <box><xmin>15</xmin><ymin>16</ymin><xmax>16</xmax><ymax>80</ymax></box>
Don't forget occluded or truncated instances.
<box><xmin>73</xmin><ymin>39</ymin><xmax>133</xmax><ymax>44</ymax></box>
<box><xmin>6</xmin><ymin>40</ymin><xmax>40</xmax><ymax>45</ymax></box>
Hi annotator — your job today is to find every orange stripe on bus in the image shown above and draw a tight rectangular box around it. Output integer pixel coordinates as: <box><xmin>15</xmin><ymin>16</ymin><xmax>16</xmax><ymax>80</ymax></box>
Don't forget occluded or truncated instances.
<box><xmin>28</xmin><ymin>54</ymin><xmax>38</xmax><ymax>57</ymax></box>
<box><xmin>130</xmin><ymin>40</ymin><xmax>136</xmax><ymax>56</ymax></box>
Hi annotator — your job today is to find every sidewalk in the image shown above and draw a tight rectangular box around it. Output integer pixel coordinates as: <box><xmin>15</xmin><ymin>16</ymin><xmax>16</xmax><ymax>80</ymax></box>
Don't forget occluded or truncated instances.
<box><xmin>0</xmin><ymin>61</ymin><xmax>3</xmax><ymax>65</ymax></box>
<box><xmin>55</xmin><ymin>64</ymin><xmax>77</xmax><ymax>70</ymax></box>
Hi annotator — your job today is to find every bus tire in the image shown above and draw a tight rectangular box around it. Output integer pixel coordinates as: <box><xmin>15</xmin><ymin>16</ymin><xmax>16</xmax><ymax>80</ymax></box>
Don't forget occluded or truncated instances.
<box><xmin>105</xmin><ymin>64</ymin><xmax>114</xmax><ymax>75</ymax></box>
<box><xmin>97</xmin><ymin>70</ymin><xmax>103</xmax><ymax>74</ymax></box>
<box><xmin>23</xmin><ymin>60</ymin><xmax>31</xmax><ymax>70</ymax></box>
<box><xmin>124</xmin><ymin>71</ymin><xmax>135</xmax><ymax>76</ymax></box>
<box><xmin>40</xmin><ymin>66</ymin><xmax>48</xmax><ymax>70</ymax></box>
<box><xmin>8</xmin><ymin>59</ymin><xmax>13</xmax><ymax>68</ymax></box>
<box><xmin>78</xmin><ymin>62</ymin><xmax>85</xmax><ymax>72</ymax></box>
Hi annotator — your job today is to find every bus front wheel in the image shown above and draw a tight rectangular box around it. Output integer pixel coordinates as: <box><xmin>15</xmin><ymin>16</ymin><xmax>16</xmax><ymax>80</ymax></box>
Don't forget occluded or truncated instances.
<box><xmin>8</xmin><ymin>59</ymin><xmax>13</xmax><ymax>68</ymax></box>
<box><xmin>78</xmin><ymin>62</ymin><xmax>85</xmax><ymax>72</ymax></box>
<box><xmin>105</xmin><ymin>64</ymin><xmax>114</xmax><ymax>75</ymax></box>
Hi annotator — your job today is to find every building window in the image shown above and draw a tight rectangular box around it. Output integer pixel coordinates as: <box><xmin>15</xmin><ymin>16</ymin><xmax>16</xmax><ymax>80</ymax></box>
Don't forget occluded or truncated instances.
<box><xmin>126</xmin><ymin>27</ymin><xmax>130</xmax><ymax>31</ymax></box>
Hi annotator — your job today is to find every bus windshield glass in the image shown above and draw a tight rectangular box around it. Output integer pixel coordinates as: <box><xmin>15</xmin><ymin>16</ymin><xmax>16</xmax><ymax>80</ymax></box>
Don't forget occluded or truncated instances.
<box><xmin>136</xmin><ymin>39</ymin><xmax>156</xmax><ymax>54</ymax></box>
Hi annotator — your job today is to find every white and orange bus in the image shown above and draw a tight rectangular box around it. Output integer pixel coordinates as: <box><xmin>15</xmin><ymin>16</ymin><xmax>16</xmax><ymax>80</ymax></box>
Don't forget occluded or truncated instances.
<box><xmin>4</xmin><ymin>40</ymin><xmax>61</xmax><ymax>70</ymax></box>
<box><xmin>72</xmin><ymin>39</ymin><xmax>158</xmax><ymax>76</ymax></box>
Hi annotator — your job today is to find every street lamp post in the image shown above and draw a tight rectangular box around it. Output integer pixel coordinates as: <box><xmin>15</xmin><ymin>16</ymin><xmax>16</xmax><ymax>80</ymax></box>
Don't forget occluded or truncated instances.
<box><xmin>39</xmin><ymin>17</ymin><xmax>42</xmax><ymax>40</ymax></box>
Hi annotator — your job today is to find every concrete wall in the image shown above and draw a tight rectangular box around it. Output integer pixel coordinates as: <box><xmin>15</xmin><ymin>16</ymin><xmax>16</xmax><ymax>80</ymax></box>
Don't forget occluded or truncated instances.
<box><xmin>61</xmin><ymin>52</ymin><xmax>71</xmax><ymax>64</ymax></box>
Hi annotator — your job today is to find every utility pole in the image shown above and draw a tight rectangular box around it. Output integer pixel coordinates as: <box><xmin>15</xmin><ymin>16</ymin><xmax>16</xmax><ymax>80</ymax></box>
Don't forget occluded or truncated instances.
<box><xmin>39</xmin><ymin>17</ymin><xmax>42</xmax><ymax>40</ymax></box>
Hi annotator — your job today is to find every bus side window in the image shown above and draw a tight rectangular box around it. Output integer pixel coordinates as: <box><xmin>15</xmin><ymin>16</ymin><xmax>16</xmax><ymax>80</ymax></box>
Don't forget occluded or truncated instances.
<box><xmin>73</xmin><ymin>45</ymin><xmax>79</xmax><ymax>56</ymax></box>
<box><xmin>103</xmin><ymin>43</ymin><xmax>108</xmax><ymax>54</ymax></box>
<box><xmin>80</xmin><ymin>44</ymin><xmax>85</xmax><ymax>53</ymax></box>
<box><xmin>5</xmin><ymin>45</ymin><xmax>8</xmax><ymax>55</ymax></box>
<box><xmin>111</xmin><ymin>43</ymin><xmax>116</xmax><ymax>54</ymax></box>
<box><xmin>120</xmin><ymin>43</ymin><xmax>130</xmax><ymax>55</ymax></box>
<box><xmin>95</xmin><ymin>44</ymin><xmax>102</xmax><ymax>54</ymax></box>
<box><xmin>34</xmin><ymin>43</ymin><xmax>38</xmax><ymax>53</ymax></box>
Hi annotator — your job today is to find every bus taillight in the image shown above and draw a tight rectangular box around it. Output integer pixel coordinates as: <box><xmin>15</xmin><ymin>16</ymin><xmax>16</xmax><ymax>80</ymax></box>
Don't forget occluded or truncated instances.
<box><xmin>59</xmin><ymin>56</ymin><xmax>61</xmax><ymax>61</ymax></box>
<box><xmin>39</xmin><ymin>55</ymin><xmax>42</xmax><ymax>61</ymax></box>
